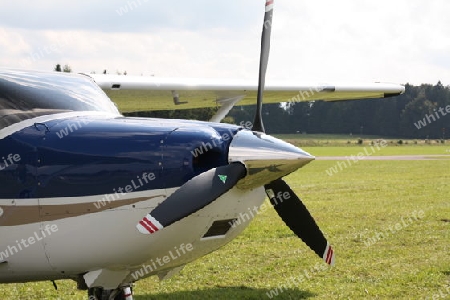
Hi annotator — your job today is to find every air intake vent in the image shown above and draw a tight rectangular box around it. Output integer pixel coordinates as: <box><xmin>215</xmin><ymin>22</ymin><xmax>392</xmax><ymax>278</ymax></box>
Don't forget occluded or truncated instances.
<box><xmin>192</xmin><ymin>148</ymin><xmax>223</xmax><ymax>175</ymax></box>
<box><xmin>202</xmin><ymin>219</ymin><xmax>237</xmax><ymax>239</ymax></box>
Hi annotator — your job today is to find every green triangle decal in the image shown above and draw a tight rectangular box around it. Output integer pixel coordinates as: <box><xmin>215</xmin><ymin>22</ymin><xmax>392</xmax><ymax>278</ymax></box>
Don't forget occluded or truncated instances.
<box><xmin>218</xmin><ymin>175</ymin><xmax>227</xmax><ymax>184</ymax></box>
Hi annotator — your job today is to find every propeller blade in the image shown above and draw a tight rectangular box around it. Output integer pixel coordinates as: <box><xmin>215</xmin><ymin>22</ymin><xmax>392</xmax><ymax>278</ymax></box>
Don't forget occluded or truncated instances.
<box><xmin>253</xmin><ymin>0</ymin><xmax>274</xmax><ymax>133</ymax></box>
<box><xmin>137</xmin><ymin>163</ymin><xmax>246</xmax><ymax>234</ymax></box>
<box><xmin>265</xmin><ymin>179</ymin><xmax>335</xmax><ymax>265</ymax></box>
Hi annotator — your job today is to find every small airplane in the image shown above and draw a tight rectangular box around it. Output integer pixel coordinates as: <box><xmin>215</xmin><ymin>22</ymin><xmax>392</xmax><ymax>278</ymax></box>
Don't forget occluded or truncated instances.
<box><xmin>0</xmin><ymin>1</ymin><xmax>404</xmax><ymax>299</ymax></box>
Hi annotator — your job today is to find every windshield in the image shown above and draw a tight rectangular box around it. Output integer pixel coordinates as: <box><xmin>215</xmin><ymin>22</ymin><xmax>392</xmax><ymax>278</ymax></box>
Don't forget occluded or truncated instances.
<box><xmin>0</xmin><ymin>69</ymin><xmax>120</xmax><ymax>129</ymax></box>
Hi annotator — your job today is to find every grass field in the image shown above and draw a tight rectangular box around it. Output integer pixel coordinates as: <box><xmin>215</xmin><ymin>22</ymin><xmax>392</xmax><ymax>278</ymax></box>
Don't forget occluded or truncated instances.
<box><xmin>304</xmin><ymin>145</ymin><xmax>450</xmax><ymax>157</ymax></box>
<box><xmin>1</xmin><ymin>146</ymin><xmax>449</xmax><ymax>299</ymax></box>
<box><xmin>275</xmin><ymin>134</ymin><xmax>448</xmax><ymax>149</ymax></box>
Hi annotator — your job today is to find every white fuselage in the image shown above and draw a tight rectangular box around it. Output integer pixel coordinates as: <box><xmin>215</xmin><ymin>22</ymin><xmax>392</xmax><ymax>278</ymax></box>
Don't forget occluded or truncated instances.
<box><xmin>0</xmin><ymin>186</ymin><xmax>265</xmax><ymax>286</ymax></box>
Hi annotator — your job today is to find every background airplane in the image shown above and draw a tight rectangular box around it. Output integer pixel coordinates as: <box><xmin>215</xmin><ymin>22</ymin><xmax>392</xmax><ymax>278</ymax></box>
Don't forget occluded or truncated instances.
<box><xmin>0</xmin><ymin>1</ymin><xmax>404</xmax><ymax>299</ymax></box>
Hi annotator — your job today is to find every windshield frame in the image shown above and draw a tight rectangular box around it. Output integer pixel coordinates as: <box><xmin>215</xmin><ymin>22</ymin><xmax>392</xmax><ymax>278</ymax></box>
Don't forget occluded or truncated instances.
<box><xmin>0</xmin><ymin>69</ymin><xmax>120</xmax><ymax>130</ymax></box>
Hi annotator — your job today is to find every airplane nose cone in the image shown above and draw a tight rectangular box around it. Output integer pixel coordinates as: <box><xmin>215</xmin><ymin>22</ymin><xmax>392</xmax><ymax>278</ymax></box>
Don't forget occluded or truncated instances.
<box><xmin>228</xmin><ymin>130</ymin><xmax>314</xmax><ymax>189</ymax></box>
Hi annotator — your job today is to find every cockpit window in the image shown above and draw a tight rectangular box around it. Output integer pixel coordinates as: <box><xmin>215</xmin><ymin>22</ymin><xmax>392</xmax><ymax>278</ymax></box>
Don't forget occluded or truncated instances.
<box><xmin>0</xmin><ymin>69</ymin><xmax>120</xmax><ymax>130</ymax></box>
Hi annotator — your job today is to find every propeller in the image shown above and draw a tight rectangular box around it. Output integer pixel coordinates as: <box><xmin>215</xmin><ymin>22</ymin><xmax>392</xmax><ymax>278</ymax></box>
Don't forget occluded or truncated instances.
<box><xmin>253</xmin><ymin>0</ymin><xmax>274</xmax><ymax>133</ymax></box>
<box><xmin>265</xmin><ymin>180</ymin><xmax>335</xmax><ymax>265</ymax></box>
<box><xmin>253</xmin><ymin>0</ymin><xmax>335</xmax><ymax>265</ymax></box>
<box><xmin>136</xmin><ymin>0</ymin><xmax>334</xmax><ymax>266</ymax></box>
<box><xmin>137</xmin><ymin>163</ymin><xmax>246</xmax><ymax>234</ymax></box>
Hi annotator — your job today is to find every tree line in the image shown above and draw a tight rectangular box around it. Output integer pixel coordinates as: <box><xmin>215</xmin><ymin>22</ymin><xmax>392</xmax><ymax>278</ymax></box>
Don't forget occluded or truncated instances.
<box><xmin>228</xmin><ymin>82</ymin><xmax>450</xmax><ymax>139</ymax></box>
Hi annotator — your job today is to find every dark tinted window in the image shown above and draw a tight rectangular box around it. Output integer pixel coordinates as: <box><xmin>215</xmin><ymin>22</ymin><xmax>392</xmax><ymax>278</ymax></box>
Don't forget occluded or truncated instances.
<box><xmin>0</xmin><ymin>69</ymin><xmax>120</xmax><ymax>129</ymax></box>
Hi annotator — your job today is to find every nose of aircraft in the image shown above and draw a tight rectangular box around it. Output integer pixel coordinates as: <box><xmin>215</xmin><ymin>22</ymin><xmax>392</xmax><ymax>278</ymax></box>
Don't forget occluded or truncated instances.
<box><xmin>228</xmin><ymin>130</ymin><xmax>315</xmax><ymax>189</ymax></box>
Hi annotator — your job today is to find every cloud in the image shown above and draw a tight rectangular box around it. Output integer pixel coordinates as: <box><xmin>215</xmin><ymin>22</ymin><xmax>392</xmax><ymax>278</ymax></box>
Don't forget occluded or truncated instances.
<box><xmin>0</xmin><ymin>0</ymin><xmax>449</xmax><ymax>85</ymax></box>
<box><xmin>0</xmin><ymin>0</ymin><xmax>261</xmax><ymax>32</ymax></box>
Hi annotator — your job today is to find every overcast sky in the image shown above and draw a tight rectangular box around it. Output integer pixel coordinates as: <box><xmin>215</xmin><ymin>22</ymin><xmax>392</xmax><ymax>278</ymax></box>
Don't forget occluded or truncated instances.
<box><xmin>0</xmin><ymin>0</ymin><xmax>449</xmax><ymax>85</ymax></box>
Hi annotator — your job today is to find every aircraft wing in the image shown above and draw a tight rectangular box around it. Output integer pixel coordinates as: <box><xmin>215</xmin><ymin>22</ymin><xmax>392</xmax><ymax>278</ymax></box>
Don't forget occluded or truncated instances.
<box><xmin>89</xmin><ymin>74</ymin><xmax>405</xmax><ymax>113</ymax></box>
